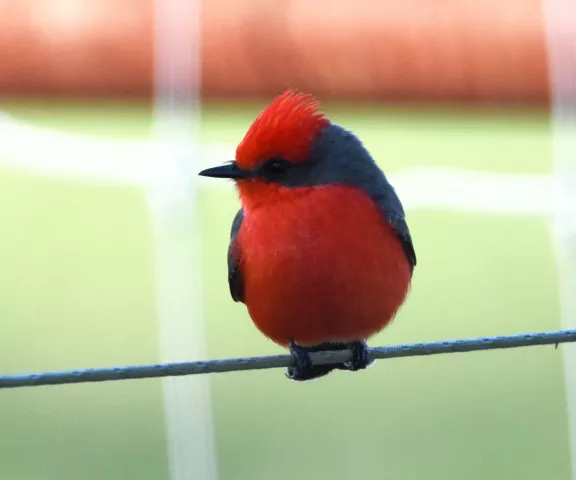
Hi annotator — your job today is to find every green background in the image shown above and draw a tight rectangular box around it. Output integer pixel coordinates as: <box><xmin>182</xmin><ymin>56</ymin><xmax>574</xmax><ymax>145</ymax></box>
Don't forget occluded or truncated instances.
<box><xmin>0</xmin><ymin>100</ymin><xmax>569</xmax><ymax>479</ymax></box>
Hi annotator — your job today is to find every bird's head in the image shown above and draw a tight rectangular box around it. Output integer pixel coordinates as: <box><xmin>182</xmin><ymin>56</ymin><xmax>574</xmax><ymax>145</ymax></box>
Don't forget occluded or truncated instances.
<box><xmin>199</xmin><ymin>89</ymin><xmax>378</xmax><ymax>209</ymax></box>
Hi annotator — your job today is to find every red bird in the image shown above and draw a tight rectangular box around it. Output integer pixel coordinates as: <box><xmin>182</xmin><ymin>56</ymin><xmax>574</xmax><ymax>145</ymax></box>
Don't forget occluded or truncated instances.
<box><xmin>199</xmin><ymin>90</ymin><xmax>416</xmax><ymax>381</ymax></box>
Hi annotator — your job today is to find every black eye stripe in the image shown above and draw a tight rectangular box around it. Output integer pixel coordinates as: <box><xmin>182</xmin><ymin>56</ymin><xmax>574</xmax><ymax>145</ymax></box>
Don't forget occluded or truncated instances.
<box><xmin>259</xmin><ymin>158</ymin><xmax>291</xmax><ymax>178</ymax></box>
<box><xmin>264</xmin><ymin>158</ymin><xmax>289</xmax><ymax>167</ymax></box>
<box><xmin>267</xmin><ymin>161</ymin><xmax>287</xmax><ymax>172</ymax></box>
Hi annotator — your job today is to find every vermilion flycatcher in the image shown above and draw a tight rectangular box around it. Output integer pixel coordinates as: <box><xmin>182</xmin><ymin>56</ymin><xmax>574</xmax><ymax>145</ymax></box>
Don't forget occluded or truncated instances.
<box><xmin>199</xmin><ymin>90</ymin><xmax>416</xmax><ymax>381</ymax></box>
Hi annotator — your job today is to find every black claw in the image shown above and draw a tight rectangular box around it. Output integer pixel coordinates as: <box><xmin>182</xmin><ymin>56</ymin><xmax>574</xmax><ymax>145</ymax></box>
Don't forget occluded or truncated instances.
<box><xmin>337</xmin><ymin>341</ymin><xmax>373</xmax><ymax>371</ymax></box>
<box><xmin>286</xmin><ymin>340</ymin><xmax>335</xmax><ymax>382</ymax></box>
<box><xmin>285</xmin><ymin>340</ymin><xmax>373</xmax><ymax>381</ymax></box>
<box><xmin>289</xmin><ymin>340</ymin><xmax>312</xmax><ymax>369</ymax></box>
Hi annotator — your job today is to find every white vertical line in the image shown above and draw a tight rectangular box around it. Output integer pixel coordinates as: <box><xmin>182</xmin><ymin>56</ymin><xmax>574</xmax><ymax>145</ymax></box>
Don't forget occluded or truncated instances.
<box><xmin>151</xmin><ymin>1</ymin><xmax>219</xmax><ymax>480</ymax></box>
<box><xmin>542</xmin><ymin>0</ymin><xmax>576</xmax><ymax>477</ymax></box>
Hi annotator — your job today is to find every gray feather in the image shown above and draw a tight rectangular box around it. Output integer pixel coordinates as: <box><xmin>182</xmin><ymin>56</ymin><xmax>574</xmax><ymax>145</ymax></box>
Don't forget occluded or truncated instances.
<box><xmin>228</xmin><ymin>209</ymin><xmax>245</xmax><ymax>302</ymax></box>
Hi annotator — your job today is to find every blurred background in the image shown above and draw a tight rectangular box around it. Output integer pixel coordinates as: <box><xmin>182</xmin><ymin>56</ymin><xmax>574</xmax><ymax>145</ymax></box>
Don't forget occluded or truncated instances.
<box><xmin>0</xmin><ymin>0</ymin><xmax>575</xmax><ymax>479</ymax></box>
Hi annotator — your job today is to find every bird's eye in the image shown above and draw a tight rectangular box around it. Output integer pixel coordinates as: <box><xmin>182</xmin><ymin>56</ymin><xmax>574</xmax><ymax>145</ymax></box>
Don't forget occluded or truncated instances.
<box><xmin>261</xmin><ymin>158</ymin><xmax>290</xmax><ymax>179</ymax></box>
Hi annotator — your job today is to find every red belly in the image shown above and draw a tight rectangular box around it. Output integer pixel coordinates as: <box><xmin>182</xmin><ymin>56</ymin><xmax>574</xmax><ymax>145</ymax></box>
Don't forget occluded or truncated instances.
<box><xmin>238</xmin><ymin>185</ymin><xmax>412</xmax><ymax>347</ymax></box>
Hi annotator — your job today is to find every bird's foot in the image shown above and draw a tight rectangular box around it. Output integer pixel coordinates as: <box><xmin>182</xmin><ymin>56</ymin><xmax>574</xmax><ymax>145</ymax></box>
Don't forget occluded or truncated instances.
<box><xmin>286</xmin><ymin>340</ymin><xmax>335</xmax><ymax>382</ymax></box>
<box><xmin>337</xmin><ymin>341</ymin><xmax>374</xmax><ymax>371</ymax></box>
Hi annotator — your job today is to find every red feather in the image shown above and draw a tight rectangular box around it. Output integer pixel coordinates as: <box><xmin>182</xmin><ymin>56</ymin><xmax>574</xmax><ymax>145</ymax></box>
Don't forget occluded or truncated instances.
<box><xmin>235</xmin><ymin>89</ymin><xmax>329</xmax><ymax>169</ymax></box>
<box><xmin>237</xmin><ymin>185</ymin><xmax>412</xmax><ymax>347</ymax></box>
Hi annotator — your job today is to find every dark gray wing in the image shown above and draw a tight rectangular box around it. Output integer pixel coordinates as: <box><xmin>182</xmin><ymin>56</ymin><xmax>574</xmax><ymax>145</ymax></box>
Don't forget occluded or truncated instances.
<box><xmin>228</xmin><ymin>209</ymin><xmax>245</xmax><ymax>302</ymax></box>
<box><xmin>366</xmin><ymin>180</ymin><xmax>416</xmax><ymax>273</ymax></box>
<box><xmin>380</xmin><ymin>200</ymin><xmax>417</xmax><ymax>273</ymax></box>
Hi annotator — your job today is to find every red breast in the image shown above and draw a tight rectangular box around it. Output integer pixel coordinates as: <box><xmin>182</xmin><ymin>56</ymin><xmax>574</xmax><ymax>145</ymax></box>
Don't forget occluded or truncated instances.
<box><xmin>237</xmin><ymin>184</ymin><xmax>412</xmax><ymax>347</ymax></box>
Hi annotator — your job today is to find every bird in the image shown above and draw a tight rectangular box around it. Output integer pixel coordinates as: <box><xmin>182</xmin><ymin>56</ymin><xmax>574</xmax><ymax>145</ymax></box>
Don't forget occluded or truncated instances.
<box><xmin>199</xmin><ymin>89</ymin><xmax>416</xmax><ymax>381</ymax></box>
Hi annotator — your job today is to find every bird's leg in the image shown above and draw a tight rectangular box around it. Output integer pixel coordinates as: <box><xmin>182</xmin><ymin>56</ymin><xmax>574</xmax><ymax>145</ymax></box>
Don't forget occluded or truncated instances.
<box><xmin>286</xmin><ymin>340</ymin><xmax>335</xmax><ymax>381</ymax></box>
<box><xmin>338</xmin><ymin>340</ymin><xmax>373</xmax><ymax>371</ymax></box>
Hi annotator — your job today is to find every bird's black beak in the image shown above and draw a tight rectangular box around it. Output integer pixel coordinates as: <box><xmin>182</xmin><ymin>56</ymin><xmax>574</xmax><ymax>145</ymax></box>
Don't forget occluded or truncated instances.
<box><xmin>198</xmin><ymin>162</ymin><xmax>250</xmax><ymax>179</ymax></box>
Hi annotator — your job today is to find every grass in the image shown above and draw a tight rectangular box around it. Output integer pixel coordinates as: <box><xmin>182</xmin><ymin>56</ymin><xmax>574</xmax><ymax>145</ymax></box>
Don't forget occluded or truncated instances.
<box><xmin>0</xmin><ymin>99</ymin><xmax>569</xmax><ymax>480</ymax></box>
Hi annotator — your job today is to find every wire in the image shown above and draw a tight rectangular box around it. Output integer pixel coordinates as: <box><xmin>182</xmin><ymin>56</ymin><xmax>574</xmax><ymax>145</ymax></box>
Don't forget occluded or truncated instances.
<box><xmin>1</xmin><ymin>329</ymin><xmax>575</xmax><ymax>389</ymax></box>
